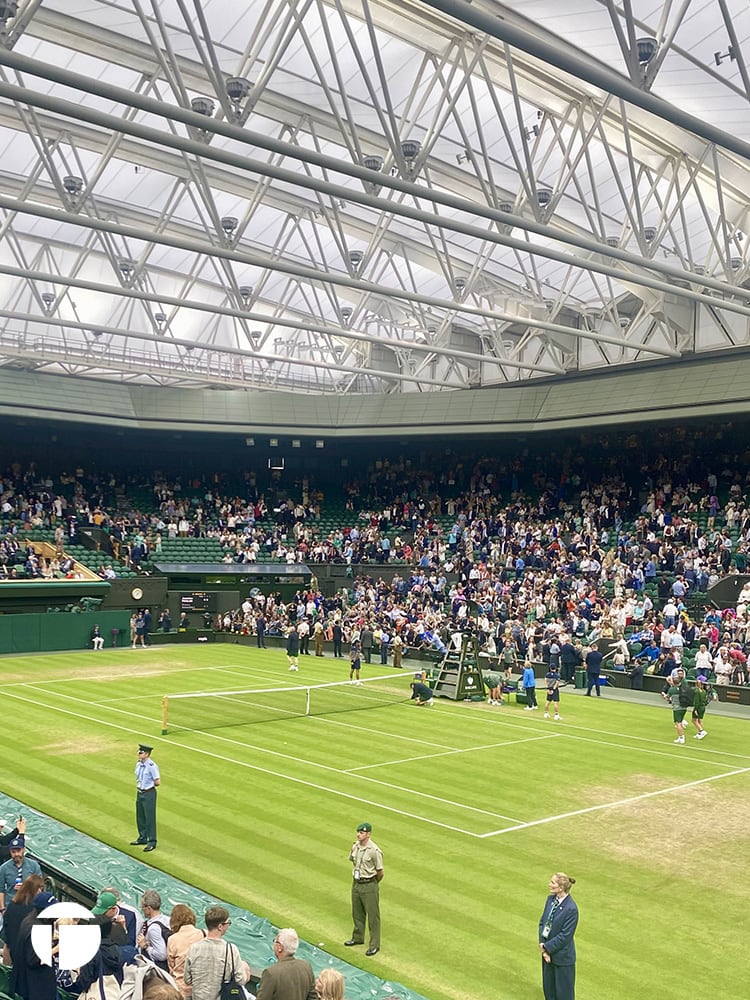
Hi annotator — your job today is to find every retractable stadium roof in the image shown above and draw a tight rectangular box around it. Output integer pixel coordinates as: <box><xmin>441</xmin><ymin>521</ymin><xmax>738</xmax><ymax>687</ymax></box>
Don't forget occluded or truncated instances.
<box><xmin>0</xmin><ymin>0</ymin><xmax>749</xmax><ymax>396</ymax></box>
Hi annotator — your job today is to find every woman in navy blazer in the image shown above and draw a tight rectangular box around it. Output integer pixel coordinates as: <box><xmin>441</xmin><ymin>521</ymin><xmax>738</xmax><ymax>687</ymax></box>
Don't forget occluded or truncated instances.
<box><xmin>538</xmin><ymin>872</ymin><xmax>579</xmax><ymax>1000</ymax></box>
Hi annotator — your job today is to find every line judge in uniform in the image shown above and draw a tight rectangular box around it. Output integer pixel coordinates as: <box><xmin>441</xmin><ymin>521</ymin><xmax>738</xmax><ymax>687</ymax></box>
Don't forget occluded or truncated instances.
<box><xmin>344</xmin><ymin>822</ymin><xmax>383</xmax><ymax>956</ymax></box>
<box><xmin>131</xmin><ymin>743</ymin><xmax>160</xmax><ymax>852</ymax></box>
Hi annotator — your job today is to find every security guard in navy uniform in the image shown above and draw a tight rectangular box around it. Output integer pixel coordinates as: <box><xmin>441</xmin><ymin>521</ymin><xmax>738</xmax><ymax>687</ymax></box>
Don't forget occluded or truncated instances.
<box><xmin>131</xmin><ymin>744</ymin><xmax>160</xmax><ymax>852</ymax></box>
<box><xmin>344</xmin><ymin>822</ymin><xmax>384</xmax><ymax>956</ymax></box>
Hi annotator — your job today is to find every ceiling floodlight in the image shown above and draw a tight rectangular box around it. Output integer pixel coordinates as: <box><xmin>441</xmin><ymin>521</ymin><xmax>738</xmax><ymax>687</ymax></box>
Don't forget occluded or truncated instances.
<box><xmin>636</xmin><ymin>37</ymin><xmax>658</xmax><ymax>64</ymax></box>
<box><xmin>714</xmin><ymin>47</ymin><xmax>735</xmax><ymax>66</ymax></box>
<box><xmin>225</xmin><ymin>77</ymin><xmax>252</xmax><ymax>102</ymax></box>
<box><xmin>91</xmin><ymin>330</ymin><xmax>102</xmax><ymax>338</ymax></box>
<box><xmin>0</xmin><ymin>1</ymin><xmax>18</xmax><ymax>22</ymax></box>
<box><xmin>341</xmin><ymin>307</ymin><xmax>352</xmax><ymax>323</ymax></box>
<box><xmin>154</xmin><ymin>312</ymin><xmax>167</xmax><ymax>331</ymax></box>
<box><xmin>250</xmin><ymin>330</ymin><xmax>262</xmax><ymax>344</ymax></box>
<box><xmin>643</xmin><ymin>226</ymin><xmax>657</xmax><ymax>243</ymax></box>
<box><xmin>455</xmin><ymin>277</ymin><xmax>467</xmax><ymax>295</ymax></box>
<box><xmin>605</xmin><ymin>235</ymin><xmax>620</xmax><ymax>247</ymax></box>
<box><xmin>221</xmin><ymin>216</ymin><xmax>238</xmax><ymax>234</ymax></box>
<box><xmin>62</xmin><ymin>175</ymin><xmax>83</xmax><ymax>195</ymax></box>
<box><xmin>499</xmin><ymin>202</ymin><xmax>513</xmax><ymax>213</ymax></box>
<box><xmin>363</xmin><ymin>154</ymin><xmax>384</xmax><ymax>172</ymax></box>
<box><xmin>239</xmin><ymin>286</ymin><xmax>253</xmax><ymax>304</ymax></box>
<box><xmin>693</xmin><ymin>264</ymin><xmax>706</xmax><ymax>275</ymax></box>
<box><xmin>41</xmin><ymin>292</ymin><xmax>55</xmax><ymax>307</ymax></box>
<box><xmin>536</xmin><ymin>188</ymin><xmax>552</xmax><ymax>207</ymax></box>
<box><xmin>731</xmin><ymin>257</ymin><xmax>743</xmax><ymax>271</ymax></box>
<box><xmin>349</xmin><ymin>249</ymin><xmax>364</xmax><ymax>270</ymax></box>
<box><xmin>191</xmin><ymin>96</ymin><xmax>215</xmax><ymax>117</ymax></box>
<box><xmin>119</xmin><ymin>258</ymin><xmax>136</xmax><ymax>276</ymax></box>
<box><xmin>400</xmin><ymin>139</ymin><xmax>421</xmax><ymax>161</ymax></box>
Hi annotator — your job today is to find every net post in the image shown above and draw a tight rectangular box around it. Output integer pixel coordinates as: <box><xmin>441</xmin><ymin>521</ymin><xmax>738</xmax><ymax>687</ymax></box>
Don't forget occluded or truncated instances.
<box><xmin>306</xmin><ymin>686</ymin><xmax>311</xmax><ymax>716</ymax></box>
<box><xmin>162</xmin><ymin>695</ymin><xmax>169</xmax><ymax>735</ymax></box>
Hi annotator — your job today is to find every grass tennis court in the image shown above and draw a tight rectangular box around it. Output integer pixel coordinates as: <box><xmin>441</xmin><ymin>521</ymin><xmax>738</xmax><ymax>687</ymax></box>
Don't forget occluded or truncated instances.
<box><xmin>2</xmin><ymin>644</ymin><xmax>747</xmax><ymax>1000</ymax></box>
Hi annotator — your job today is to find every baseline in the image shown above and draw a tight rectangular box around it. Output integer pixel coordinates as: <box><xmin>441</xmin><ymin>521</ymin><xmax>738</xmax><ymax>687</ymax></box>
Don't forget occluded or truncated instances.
<box><xmin>478</xmin><ymin>766</ymin><xmax>750</xmax><ymax>837</ymax></box>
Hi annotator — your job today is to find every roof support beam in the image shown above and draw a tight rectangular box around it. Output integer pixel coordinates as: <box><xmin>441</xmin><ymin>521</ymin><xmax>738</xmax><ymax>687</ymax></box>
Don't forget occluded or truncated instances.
<box><xmin>0</xmin><ymin>48</ymin><xmax>746</xmax><ymax>311</ymax></box>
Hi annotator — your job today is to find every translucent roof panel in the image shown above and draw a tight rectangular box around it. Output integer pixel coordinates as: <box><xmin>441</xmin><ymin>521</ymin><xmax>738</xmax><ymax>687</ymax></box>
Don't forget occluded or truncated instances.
<box><xmin>0</xmin><ymin>0</ymin><xmax>747</xmax><ymax>394</ymax></box>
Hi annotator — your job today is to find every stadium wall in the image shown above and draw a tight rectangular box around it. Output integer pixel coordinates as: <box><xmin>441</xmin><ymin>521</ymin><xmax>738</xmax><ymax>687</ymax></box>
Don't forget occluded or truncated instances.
<box><xmin>1</xmin><ymin>351</ymin><xmax>750</xmax><ymax>436</ymax></box>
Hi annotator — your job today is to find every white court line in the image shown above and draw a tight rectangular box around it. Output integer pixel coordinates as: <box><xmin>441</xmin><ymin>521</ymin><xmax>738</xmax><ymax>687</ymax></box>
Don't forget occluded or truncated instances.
<box><xmin>0</xmin><ymin>660</ymin><xmax>275</xmax><ymax>688</ymax></box>
<box><xmin>478</xmin><ymin>766</ymin><xmax>750</xmax><ymax>837</ymax></box>
<box><xmin>14</xmin><ymin>684</ymin><xmax>525</xmax><ymax>828</ymax></box>
<box><xmin>347</xmin><ymin>733</ymin><xmax>559</xmax><ymax>771</ymax></box>
<box><xmin>455</xmin><ymin>711</ymin><xmax>749</xmax><ymax>768</ymax></box>
<box><xmin>464</xmin><ymin>702</ymin><xmax>750</xmax><ymax>761</ymax></box>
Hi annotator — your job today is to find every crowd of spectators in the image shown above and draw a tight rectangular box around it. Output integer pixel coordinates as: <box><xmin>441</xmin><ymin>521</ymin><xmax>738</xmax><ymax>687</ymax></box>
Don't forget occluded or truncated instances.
<box><xmin>4</xmin><ymin>425</ymin><xmax>750</xmax><ymax>687</ymax></box>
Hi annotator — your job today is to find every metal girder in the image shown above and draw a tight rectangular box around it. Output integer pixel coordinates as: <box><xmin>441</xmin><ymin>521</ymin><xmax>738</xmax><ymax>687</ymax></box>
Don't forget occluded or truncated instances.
<box><xmin>0</xmin><ymin>1</ymin><xmax>747</xmax><ymax>395</ymax></box>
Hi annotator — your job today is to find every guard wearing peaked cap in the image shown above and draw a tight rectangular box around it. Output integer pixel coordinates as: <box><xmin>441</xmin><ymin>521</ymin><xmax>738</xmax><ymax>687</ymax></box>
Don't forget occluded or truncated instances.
<box><xmin>131</xmin><ymin>743</ymin><xmax>160</xmax><ymax>852</ymax></box>
<box><xmin>344</xmin><ymin>821</ymin><xmax>384</xmax><ymax>956</ymax></box>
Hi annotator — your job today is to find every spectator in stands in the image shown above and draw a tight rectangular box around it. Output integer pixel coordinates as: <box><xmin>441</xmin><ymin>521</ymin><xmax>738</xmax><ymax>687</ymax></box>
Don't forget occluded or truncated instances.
<box><xmin>713</xmin><ymin>646</ymin><xmax>733</xmax><ymax>685</ymax></box>
<box><xmin>315</xmin><ymin>968</ymin><xmax>345</xmax><ymax>1000</ymax></box>
<box><xmin>628</xmin><ymin>658</ymin><xmax>644</xmax><ymax>690</ymax></box>
<box><xmin>14</xmin><ymin>891</ymin><xmax>58</xmax><ymax>1000</ymax></box>
<box><xmin>137</xmin><ymin>890</ymin><xmax>171</xmax><ymax>970</ymax></box>
<box><xmin>1</xmin><ymin>872</ymin><xmax>44</xmax><ymax>980</ymax></box>
<box><xmin>255</xmin><ymin>927</ymin><xmax>316</xmax><ymax>1000</ymax></box>
<box><xmin>0</xmin><ymin>836</ymin><xmax>42</xmax><ymax>911</ymax></box>
<box><xmin>143</xmin><ymin>984</ymin><xmax>183</xmax><ymax>1000</ymax></box>
<box><xmin>159</xmin><ymin>609</ymin><xmax>172</xmax><ymax>632</ymax></box>
<box><xmin>167</xmin><ymin>903</ymin><xmax>205</xmax><ymax>997</ymax></box>
<box><xmin>0</xmin><ymin>816</ymin><xmax>27</xmax><ymax>863</ymax></box>
<box><xmin>183</xmin><ymin>905</ymin><xmax>249</xmax><ymax>999</ymax></box>
<box><xmin>75</xmin><ymin>915</ymin><xmax>125</xmax><ymax>997</ymax></box>
<box><xmin>92</xmin><ymin>887</ymin><xmax>138</xmax><ymax>965</ymax></box>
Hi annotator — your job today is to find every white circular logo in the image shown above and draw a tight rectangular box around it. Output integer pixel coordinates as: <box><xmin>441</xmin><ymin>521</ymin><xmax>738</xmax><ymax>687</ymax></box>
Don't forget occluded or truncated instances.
<box><xmin>31</xmin><ymin>902</ymin><xmax>101</xmax><ymax>970</ymax></box>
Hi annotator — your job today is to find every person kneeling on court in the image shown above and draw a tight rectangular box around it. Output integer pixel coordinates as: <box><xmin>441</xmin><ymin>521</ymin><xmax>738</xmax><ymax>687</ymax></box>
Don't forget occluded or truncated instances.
<box><xmin>410</xmin><ymin>681</ymin><xmax>434</xmax><ymax>706</ymax></box>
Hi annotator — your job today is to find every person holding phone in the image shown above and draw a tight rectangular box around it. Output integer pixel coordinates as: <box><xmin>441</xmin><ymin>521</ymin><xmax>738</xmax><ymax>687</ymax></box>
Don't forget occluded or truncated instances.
<box><xmin>0</xmin><ymin>815</ymin><xmax>26</xmax><ymax>862</ymax></box>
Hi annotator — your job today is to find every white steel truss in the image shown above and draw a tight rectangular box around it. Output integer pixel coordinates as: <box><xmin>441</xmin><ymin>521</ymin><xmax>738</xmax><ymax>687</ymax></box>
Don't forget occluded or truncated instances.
<box><xmin>0</xmin><ymin>0</ymin><xmax>748</xmax><ymax>395</ymax></box>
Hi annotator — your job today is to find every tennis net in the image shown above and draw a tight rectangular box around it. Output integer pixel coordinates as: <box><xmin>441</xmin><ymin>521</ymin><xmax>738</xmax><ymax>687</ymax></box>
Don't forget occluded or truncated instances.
<box><xmin>162</xmin><ymin>672</ymin><xmax>410</xmax><ymax>733</ymax></box>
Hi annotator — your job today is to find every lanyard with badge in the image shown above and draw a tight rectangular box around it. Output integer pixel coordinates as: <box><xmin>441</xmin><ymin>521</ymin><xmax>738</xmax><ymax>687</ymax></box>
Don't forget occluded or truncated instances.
<box><xmin>541</xmin><ymin>898</ymin><xmax>559</xmax><ymax>939</ymax></box>
<box><xmin>353</xmin><ymin>845</ymin><xmax>367</xmax><ymax>880</ymax></box>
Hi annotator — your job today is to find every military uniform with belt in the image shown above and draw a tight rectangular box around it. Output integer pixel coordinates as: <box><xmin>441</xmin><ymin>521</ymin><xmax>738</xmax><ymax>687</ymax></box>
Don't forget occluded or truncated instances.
<box><xmin>131</xmin><ymin>743</ymin><xmax>160</xmax><ymax>852</ymax></box>
<box><xmin>345</xmin><ymin>821</ymin><xmax>383</xmax><ymax>956</ymax></box>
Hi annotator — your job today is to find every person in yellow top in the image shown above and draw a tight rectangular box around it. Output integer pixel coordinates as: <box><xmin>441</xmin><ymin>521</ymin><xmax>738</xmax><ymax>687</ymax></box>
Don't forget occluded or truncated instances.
<box><xmin>344</xmin><ymin>822</ymin><xmax>384</xmax><ymax>956</ymax></box>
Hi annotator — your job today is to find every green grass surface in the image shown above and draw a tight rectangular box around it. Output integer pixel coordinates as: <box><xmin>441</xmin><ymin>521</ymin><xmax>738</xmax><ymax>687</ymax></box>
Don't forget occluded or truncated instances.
<box><xmin>2</xmin><ymin>645</ymin><xmax>747</xmax><ymax>1000</ymax></box>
